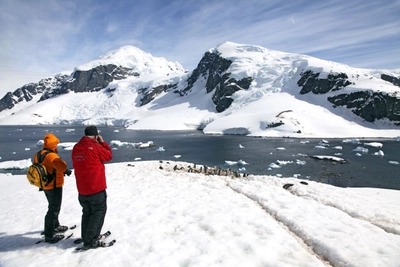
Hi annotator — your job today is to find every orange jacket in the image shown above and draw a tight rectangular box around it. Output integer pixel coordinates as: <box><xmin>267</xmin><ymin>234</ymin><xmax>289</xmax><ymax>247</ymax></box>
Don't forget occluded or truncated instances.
<box><xmin>34</xmin><ymin>133</ymin><xmax>67</xmax><ymax>190</ymax></box>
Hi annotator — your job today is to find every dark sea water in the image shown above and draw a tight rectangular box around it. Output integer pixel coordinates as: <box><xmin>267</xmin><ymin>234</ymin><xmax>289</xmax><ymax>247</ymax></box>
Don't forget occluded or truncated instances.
<box><xmin>0</xmin><ymin>125</ymin><xmax>399</xmax><ymax>190</ymax></box>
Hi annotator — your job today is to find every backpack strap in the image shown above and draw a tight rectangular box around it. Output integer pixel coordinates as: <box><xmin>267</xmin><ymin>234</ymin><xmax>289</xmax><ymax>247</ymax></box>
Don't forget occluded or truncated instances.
<box><xmin>37</xmin><ymin>149</ymin><xmax>57</xmax><ymax>188</ymax></box>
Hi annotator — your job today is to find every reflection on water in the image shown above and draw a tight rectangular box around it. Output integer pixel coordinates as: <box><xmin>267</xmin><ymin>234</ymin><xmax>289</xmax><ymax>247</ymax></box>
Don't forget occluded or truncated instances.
<box><xmin>0</xmin><ymin>125</ymin><xmax>399</xmax><ymax>190</ymax></box>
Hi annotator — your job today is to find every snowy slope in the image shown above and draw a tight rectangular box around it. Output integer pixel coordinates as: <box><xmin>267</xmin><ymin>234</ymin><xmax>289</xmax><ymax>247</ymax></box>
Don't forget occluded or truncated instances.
<box><xmin>0</xmin><ymin>161</ymin><xmax>400</xmax><ymax>266</ymax></box>
<box><xmin>0</xmin><ymin>42</ymin><xmax>399</xmax><ymax>138</ymax></box>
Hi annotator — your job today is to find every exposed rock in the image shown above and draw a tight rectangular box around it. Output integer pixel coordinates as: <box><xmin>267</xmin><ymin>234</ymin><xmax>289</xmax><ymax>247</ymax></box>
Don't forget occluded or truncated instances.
<box><xmin>60</xmin><ymin>64</ymin><xmax>138</xmax><ymax>93</ymax></box>
<box><xmin>381</xmin><ymin>74</ymin><xmax>400</xmax><ymax>87</ymax></box>
<box><xmin>328</xmin><ymin>91</ymin><xmax>400</xmax><ymax>124</ymax></box>
<box><xmin>297</xmin><ymin>70</ymin><xmax>352</xmax><ymax>94</ymax></box>
<box><xmin>180</xmin><ymin>51</ymin><xmax>252</xmax><ymax>112</ymax></box>
<box><xmin>0</xmin><ymin>74</ymin><xmax>68</xmax><ymax>112</ymax></box>
<box><xmin>140</xmin><ymin>83</ymin><xmax>178</xmax><ymax>106</ymax></box>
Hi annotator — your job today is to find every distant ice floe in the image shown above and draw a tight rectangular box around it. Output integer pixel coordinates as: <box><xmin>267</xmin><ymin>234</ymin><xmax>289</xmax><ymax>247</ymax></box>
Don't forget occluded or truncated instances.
<box><xmin>225</xmin><ymin>159</ymin><xmax>249</xmax><ymax>166</ymax></box>
<box><xmin>353</xmin><ymin>147</ymin><xmax>368</xmax><ymax>153</ymax></box>
<box><xmin>238</xmin><ymin>167</ymin><xmax>246</xmax><ymax>173</ymax></box>
<box><xmin>0</xmin><ymin>159</ymin><xmax>31</xmax><ymax>170</ymax></box>
<box><xmin>343</xmin><ymin>139</ymin><xmax>361</xmax><ymax>144</ymax></box>
<box><xmin>373</xmin><ymin>150</ymin><xmax>384</xmax><ymax>156</ymax></box>
<box><xmin>333</xmin><ymin>146</ymin><xmax>343</xmax><ymax>150</ymax></box>
<box><xmin>364</xmin><ymin>142</ymin><xmax>383</xmax><ymax>148</ymax></box>
<box><xmin>311</xmin><ymin>155</ymin><xmax>346</xmax><ymax>163</ymax></box>
<box><xmin>276</xmin><ymin>147</ymin><xmax>286</xmax><ymax>151</ymax></box>
<box><xmin>156</xmin><ymin>147</ymin><xmax>165</xmax><ymax>152</ymax></box>
<box><xmin>239</xmin><ymin>144</ymin><xmax>245</xmax><ymax>148</ymax></box>
<box><xmin>389</xmin><ymin>161</ymin><xmax>399</xmax><ymax>165</ymax></box>
<box><xmin>174</xmin><ymin>155</ymin><xmax>181</xmax><ymax>158</ymax></box>
<box><xmin>110</xmin><ymin>140</ymin><xmax>154</xmax><ymax>149</ymax></box>
<box><xmin>66</xmin><ymin>129</ymin><xmax>75</xmax><ymax>133</ymax></box>
<box><xmin>268</xmin><ymin>158</ymin><xmax>306</xmax><ymax>170</ymax></box>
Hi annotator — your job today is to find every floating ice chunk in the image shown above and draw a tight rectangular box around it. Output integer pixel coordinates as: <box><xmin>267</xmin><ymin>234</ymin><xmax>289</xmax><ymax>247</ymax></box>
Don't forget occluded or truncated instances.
<box><xmin>239</xmin><ymin>144</ymin><xmax>245</xmax><ymax>148</ymax></box>
<box><xmin>0</xmin><ymin>156</ymin><xmax>2</xmax><ymax>160</ymax></box>
<box><xmin>373</xmin><ymin>150</ymin><xmax>384</xmax><ymax>156</ymax></box>
<box><xmin>25</xmin><ymin>148</ymin><xmax>30</xmax><ymax>151</ymax></box>
<box><xmin>225</xmin><ymin>161</ymin><xmax>237</xmax><ymax>166</ymax></box>
<box><xmin>276</xmin><ymin>147</ymin><xmax>285</xmax><ymax>151</ymax></box>
<box><xmin>110</xmin><ymin>140</ymin><xmax>132</xmax><ymax>147</ymax></box>
<box><xmin>300</xmin><ymin>141</ymin><xmax>309</xmax><ymax>144</ymax></box>
<box><xmin>315</xmin><ymin>145</ymin><xmax>327</xmax><ymax>149</ymax></box>
<box><xmin>334</xmin><ymin>153</ymin><xmax>342</xmax><ymax>156</ymax></box>
<box><xmin>174</xmin><ymin>155</ymin><xmax>181</xmax><ymax>158</ymax></box>
<box><xmin>364</xmin><ymin>142</ymin><xmax>383</xmax><ymax>148</ymax></box>
<box><xmin>268</xmin><ymin>163</ymin><xmax>281</xmax><ymax>169</ymax></box>
<box><xmin>276</xmin><ymin>174</ymin><xmax>282</xmax><ymax>177</ymax></box>
<box><xmin>276</xmin><ymin>160</ymin><xmax>293</xmax><ymax>165</ymax></box>
<box><xmin>113</xmin><ymin>130</ymin><xmax>120</xmax><ymax>132</ymax></box>
<box><xmin>296</xmin><ymin>159</ymin><xmax>306</xmax><ymax>165</ymax></box>
<box><xmin>238</xmin><ymin>167</ymin><xmax>246</xmax><ymax>173</ymax></box>
<box><xmin>311</xmin><ymin>155</ymin><xmax>346</xmax><ymax>162</ymax></box>
<box><xmin>353</xmin><ymin>147</ymin><xmax>368</xmax><ymax>153</ymax></box>
<box><xmin>156</xmin><ymin>146</ymin><xmax>165</xmax><ymax>152</ymax></box>
<box><xmin>0</xmin><ymin>159</ymin><xmax>31</xmax><ymax>170</ymax></box>
<box><xmin>343</xmin><ymin>139</ymin><xmax>360</xmax><ymax>144</ymax></box>
<box><xmin>66</xmin><ymin>129</ymin><xmax>75</xmax><ymax>132</ymax></box>
<box><xmin>293</xmin><ymin>174</ymin><xmax>301</xmax><ymax>178</ymax></box>
<box><xmin>333</xmin><ymin>146</ymin><xmax>343</xmax><ymax>150</ymax></box>
<box><xmin>36</xmin><ymin>140</ymin><xmax>44</xmax><ymax>146</ymax></box>
<box><xmin>389</xmin><ymin>161</ymin><xmax>399</xmax><ymax>165</ymax></box>
<box><xmin>355</xmin><ymin>153</ymin><xmax>362</xmax><ymax>157</ymax></box>
<box><xmin>139</xmin><ymin>141</ymin><xmax>154</xmax><ymax>149</ymax></box>
<box><xmin>237</xmin><ymin>159</ymin><xmax>248</xmax><ymax>165</ymax></box>
<box><xmin>134</xmin><ymin>158</ymin><xmax>141</xmax><ymax>161</ymax></box>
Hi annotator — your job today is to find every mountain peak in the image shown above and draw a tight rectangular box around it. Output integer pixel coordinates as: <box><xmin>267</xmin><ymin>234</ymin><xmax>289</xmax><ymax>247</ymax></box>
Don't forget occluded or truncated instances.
<box><xmin>76</xmin><ymin>45</ymin><xmax>184</xmax><ymax>75</ymax></box>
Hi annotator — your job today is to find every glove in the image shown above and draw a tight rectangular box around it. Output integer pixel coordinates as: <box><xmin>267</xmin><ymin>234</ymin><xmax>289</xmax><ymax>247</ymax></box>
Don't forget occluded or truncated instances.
<box><xmin>64</xmin><ymin>169</ymin><xmax>72</xmax><ymax>176</ymax></box>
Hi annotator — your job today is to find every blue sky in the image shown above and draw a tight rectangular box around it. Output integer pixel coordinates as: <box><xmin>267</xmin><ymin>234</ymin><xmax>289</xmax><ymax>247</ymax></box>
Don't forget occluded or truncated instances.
<box><xmin>0</xmin><ymin>0</ymin><xmax>399</xmax><ymax>96</ymax></box>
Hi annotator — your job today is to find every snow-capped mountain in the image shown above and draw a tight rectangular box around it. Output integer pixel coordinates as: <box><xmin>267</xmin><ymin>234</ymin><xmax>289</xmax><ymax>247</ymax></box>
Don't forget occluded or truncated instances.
<box><xmin>0</xmin><ymin>42</ymin><xmax>399</xmax><ymax>138</ymax></box>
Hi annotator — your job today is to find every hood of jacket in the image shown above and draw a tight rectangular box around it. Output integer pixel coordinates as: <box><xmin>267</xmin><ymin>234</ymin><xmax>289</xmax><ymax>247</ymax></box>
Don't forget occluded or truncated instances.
<box><xmin>43</xmin><ymin>133</ymin><xmax>60</xmax><ymax>151</ymax></box>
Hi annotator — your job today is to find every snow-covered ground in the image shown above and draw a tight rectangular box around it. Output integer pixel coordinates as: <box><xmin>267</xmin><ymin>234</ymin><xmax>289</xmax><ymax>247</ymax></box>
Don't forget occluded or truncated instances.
<box><xmin>0</xmin><ymin>160</ymin><xmax>399</xmax><ymax>267</ymax></box>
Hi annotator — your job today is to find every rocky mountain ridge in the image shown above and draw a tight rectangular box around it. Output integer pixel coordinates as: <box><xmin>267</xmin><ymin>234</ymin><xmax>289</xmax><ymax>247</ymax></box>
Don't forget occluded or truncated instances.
<box><xmin>0</xmin><ymin>42</ymin><xmax>399</xmax><ymax>135</ymax></box>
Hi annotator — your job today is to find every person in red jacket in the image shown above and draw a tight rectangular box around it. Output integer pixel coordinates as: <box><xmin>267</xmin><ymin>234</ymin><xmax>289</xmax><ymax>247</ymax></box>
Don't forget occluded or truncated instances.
<box><xmin>35</xmin><ymin>133</ymin><xmax>70</xmax><ymax>243</ymax></box>
<box><xmin>71</xmin><ymin>126</ymin><xmax>113</xmax><ymax>250</ymax></box>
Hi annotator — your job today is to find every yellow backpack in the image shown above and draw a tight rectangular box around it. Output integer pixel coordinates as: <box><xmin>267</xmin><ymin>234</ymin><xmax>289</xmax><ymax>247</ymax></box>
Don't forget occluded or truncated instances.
<box><xmin>26</xmin><ymin>150</ymin><xmax>56</xmax><ymax>189</ymax></box>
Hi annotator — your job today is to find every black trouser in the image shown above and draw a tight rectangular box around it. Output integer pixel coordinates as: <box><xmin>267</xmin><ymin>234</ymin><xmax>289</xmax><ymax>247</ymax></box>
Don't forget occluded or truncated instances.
<box><xmin>44</xmin><ymin>187</ymin><xmax>63</xmax><ymax>238</ymax></box>
<box><xmin>79</xmin><ymin>190</ymin><xmax>107</xmax><ymax>246</ymax></box>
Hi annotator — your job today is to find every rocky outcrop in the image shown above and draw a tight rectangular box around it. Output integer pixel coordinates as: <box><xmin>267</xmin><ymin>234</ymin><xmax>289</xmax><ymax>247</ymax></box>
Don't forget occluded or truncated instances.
<box><xmin>328</xmin><ymin>91</ymin><xmax>400</xmax><ymax>124</ymax></box>
<box><xmin>180</xmin><ymin>51</ymin><xmax>252</xmax><ymax>112</ymax></box>
<box><xmin>0</xmin><ymin>74</ymin><xmax>68</xmax><ymax>112</ymax></box>
<box><xmin>381</xmin><ymin>74</ymin><xmax>400</xmax><ymax>87</ymax></box>
<box><xmin>140</xmin><ymin>83</ymin><xmax>178</xmax><ymax>106</ymax></box>
<box><xmin>212</xmin><ymin>76</ymin><xmax>253</xmax><ymax>112</ymax></box>
<box><xmin>298</xmin><ymin>70</ymin><xmax>400</xmax><ymax>125</ymax></box>
<box><xmin>297</xmin><ymin>70</ymin><xmax>352</xmax><ymax>94</ymax></box>
<box><xmin>60</xmin><ymin>64</ymin><xmax>138</xmax><ymax>93</ymax></box>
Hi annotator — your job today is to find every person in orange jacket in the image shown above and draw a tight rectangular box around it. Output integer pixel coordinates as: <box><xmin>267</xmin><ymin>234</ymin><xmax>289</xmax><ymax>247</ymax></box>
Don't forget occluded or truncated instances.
<box><xmin>35</xmin><ymin>133</ymin><xmax>71</xmax><ymax>243</ymax></box>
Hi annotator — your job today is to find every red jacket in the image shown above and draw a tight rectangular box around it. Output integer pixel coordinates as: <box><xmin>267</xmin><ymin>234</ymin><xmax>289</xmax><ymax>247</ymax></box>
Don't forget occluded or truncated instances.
<box><xmin>72</xmin><ymin>137</ymin><xmax>113</xmax><ymax>195</ymax></box>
